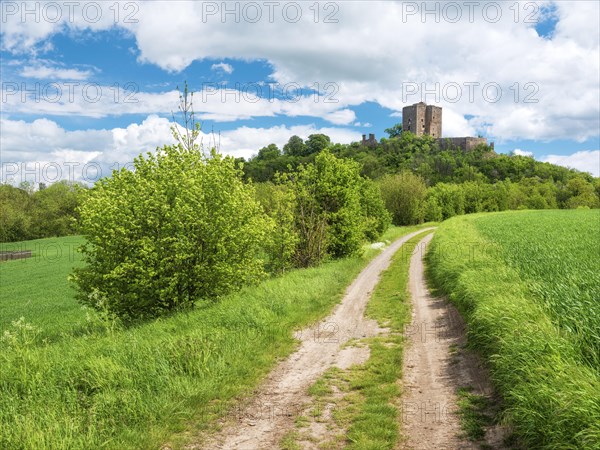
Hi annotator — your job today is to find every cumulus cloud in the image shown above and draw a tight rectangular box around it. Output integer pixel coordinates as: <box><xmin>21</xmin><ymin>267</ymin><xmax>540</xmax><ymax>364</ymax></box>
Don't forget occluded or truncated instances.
<box><xmin>20</xmin><ymin>65</ymin><xmax>92</xmax><ymax>80</ymax></box>
<box><xmin>541</xmin><ymin>150</ymin><xmax>600</xmax><ymax>177</ymax></box>
<box><xmin>1</xmin><ymin>84</ymin><xmax>356</xmax><ymax>124</ymax></box>
<box><xmin>511</xmin><ymin>149</ymin><xmax>534</xmax><ymax>157</ymax></box>
<box><xmin>210</xmin><ymin>62</ymin><xmax>234</xmax><ymax>74</ymax></box>
<box><xmin>0</xmin><ymin>116</ymin><xmax>361</xmax><ymax>184</ymax></box>
<box><xmin>1</xmin><ymin>1</ymin><xmax>598</xmax><ymax>142</ymax></box>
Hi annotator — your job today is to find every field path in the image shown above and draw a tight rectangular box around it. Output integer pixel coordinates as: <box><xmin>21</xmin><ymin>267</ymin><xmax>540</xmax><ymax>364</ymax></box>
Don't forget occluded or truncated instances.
<box><xmin>401</xmin><ymin>233</ymin><xmax>505</xmax><ymax>449</ymax></box>
<box><xmin>194</xmin><ymin>228</ymin><xmax>435</xmax><ymax>450</ymax></box>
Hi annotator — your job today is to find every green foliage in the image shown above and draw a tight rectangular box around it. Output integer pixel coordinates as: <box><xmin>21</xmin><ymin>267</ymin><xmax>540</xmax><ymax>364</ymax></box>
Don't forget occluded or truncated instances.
<box><xmin>427</xmin><ymin>210</ymin><xmax>600</xmax><ymax>448</ymax></box>
<box><xmin>73</xmin><ymin>146</ymin><xmax>271</xmax><ymax>320</ymax></box>
<box><xmin>425</xmin><ymin>182</ymin><xmax>465</xmax><ymax>220</ymax></box>
<box><xmin>0</xmin><ymin>181</ymin><xmax>84</xmax><ymax>242</ymax></box>
<box><xmin>29</xmin><ymin>181</ymin><xmax>83</xmax><ymax>237</ymax></box>
<box><xmin>304</xmin><ymin>133</ymin><xmax>331</xmax><ymax>155</ymax></box>
<box><xmin>379</xmin><ymin>172</ymin><xmax>427</xmax><ymax>225</ymax></box>
<box><xmin>242</xmin><ymin>132</ymin><xmax>599</xmax><ymax>215</ymax></box>
<box><xmin>359</xmin><ymin>179</ymin><xmax>391</xmax><ymax>241</ymax></box>
<box><xmin>384</xmin><ymin>123</ymin><xmax>403</xmax><ymax>138</ymax></box>
<box><xmin>290</xmin><ymin>151</ymin><xmax>366</xmax><ymax>265</ymax></box>
<box><xmin>254</xmin><ymin>182</ymin><xmax>299</xmax><ymax>275</ymax></box>
<box><xmin>255</xmin><ymin>143</ymin><xmax>281</xmax><ymax>161</ymax></box>
<box><xmin>283</xmin><ymin>135</ymin><xmax>307</xmax><ymax>156</ymax></box>
<box><xmin>0</xmin><ymin>184</ymin><xmax>32</xmax><ymax>242</ymax></box>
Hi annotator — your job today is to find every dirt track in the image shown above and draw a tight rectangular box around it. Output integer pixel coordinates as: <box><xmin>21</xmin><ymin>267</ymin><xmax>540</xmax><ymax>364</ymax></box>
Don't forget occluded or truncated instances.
<box><xmin>401</xmin><ymin>233</ymin><xmax>505</xmax><ymax>449</ymax></box>
<box><xmin>195</xmin><ymin>228</ymin><xmax>434</xmax><ymax>450</ymax></box>
<box><xmin>193</xmin><ymin>229</ymin><xmax>504</xmax><ymax>449</ymax></box>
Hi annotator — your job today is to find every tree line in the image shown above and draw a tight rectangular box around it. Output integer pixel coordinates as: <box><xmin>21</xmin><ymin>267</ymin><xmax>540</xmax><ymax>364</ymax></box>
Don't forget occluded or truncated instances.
<box><xmin>0</xmin><ymin>181</ymin><xmax>84</xmax><ymax>243</ymax></box>
<box><xmin>243</xmin><ymin>130</ymin><xmax>600</xmax><ymax>226</ymax></box>
<box><xmin>1</xmin><ymin>120</ymin><xmax>598</xmax><ymax>321</ymax></box>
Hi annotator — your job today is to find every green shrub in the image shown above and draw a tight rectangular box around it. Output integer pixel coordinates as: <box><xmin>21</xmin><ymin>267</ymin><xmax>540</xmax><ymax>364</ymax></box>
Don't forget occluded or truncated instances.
<box><xmin>379</xmin><ymin>172</ymin><xmax>427</xmax><ymax>225</ymax></box>
<box><xmin>359</xmin><ymin>179</ymin><xmax>391</xmax><ymax>241</ymax></box>
<box><xmin>72</xmin><ymin>146</ymin><xmax>271</xmax><ymax>319</ymax></box>
<box><xmin>254</xmin><ymin>182</ymin><xmax>299</xmax><ymax>275</ymax></box>
<box><xmin>291</xmin><ymin>151</ymin><xmax>365</xmax><ymax>265</ymax></box>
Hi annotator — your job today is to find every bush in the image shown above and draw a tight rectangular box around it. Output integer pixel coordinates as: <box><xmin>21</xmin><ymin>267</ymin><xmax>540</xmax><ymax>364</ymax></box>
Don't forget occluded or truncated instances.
<box><xmin>359</xmin><ymin>179</ymin><xmax>391</xmax><ymax>241</ymax></box>
<box><xmin>72</xmin><ymin>146</ymin><xmax>271</xmax><ymax>320</ymax></box>
<box><xmin>290</xmin><ymin>151</ymin><xmax>365</xmax><ymax>266</ymax></box>
<box><xmin>254</xmin><ymin>182</ymin><xmax>299</xmax><ymax>275</ymax></box>
<box><xmin>379</xmin><ymin>172</ymin><xmax>427</xmax><ymax>225</ymax></box>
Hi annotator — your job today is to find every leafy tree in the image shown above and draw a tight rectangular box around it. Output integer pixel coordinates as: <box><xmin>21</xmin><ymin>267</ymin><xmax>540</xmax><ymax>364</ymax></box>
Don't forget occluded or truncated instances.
<box><xmin>359</xmin><ymin>179</ymin><xmax>391</xmax><ymax>241</ymax></box>
<box><xmin>0</xmin><ymin>184</ymin><xmax>32</xmax><ymax>242</ymax></box>
<box><xmin>564</xmin><ymin>176</ymin><xmax>600</xmax><ymax>208</ymax></box>
<box><xmin>254</xmin><ymin>181</ymin><xmax>298</xmax><ymax>274</ymax></box>
<box><xmin>72</xmin><ymin>146</ymin><xmax>271</xmax><ymax>320</ymax></box>
<box><xmin>379</xmin><ymin>172</ymin><xmax>427</xmax><ymax>225</ymax></box>
<box><xmin>426</xmin><ymin>183</ymin><xmax>465</xmax><ymax>220</ymax></box>
<box><xmin>29</xmin><ymin>181</ymin><xmax>83</xmax><ymax>237</ymax></box>
<box><xmin>290</xmin><ymin>151</ymin><xmax>365</xmax><ymax>265</ymax></box>
<box><xmin>305</xmin><ymin>134</ymin><xmax>331</xmax><ymax>155</ymax></box>
<box><xmin>255</xmin><ymin>144</ymin><xmax>281</xmax><ymax>161</ymax></box>
<box><xmin>283</xmin><ymin>135</ymin><xmax>307</xmax><ymax>157</ymax></box>
<box><xmin>384</xmin><ymin>123</ymin><xmax>403</xmax><ymax>138</ymax></box>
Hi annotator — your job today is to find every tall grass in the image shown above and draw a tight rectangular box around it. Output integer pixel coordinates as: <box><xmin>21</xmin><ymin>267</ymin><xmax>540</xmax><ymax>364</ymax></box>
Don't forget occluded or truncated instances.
<box><xmin>0</xmin><ymin>226</ymin><xmax>427</xmax><ymax>449</ymax></box>
<box><xmin>426</xmin><ymin>210</ymin><xmax>600</xmax><ymax>449</ymax></box>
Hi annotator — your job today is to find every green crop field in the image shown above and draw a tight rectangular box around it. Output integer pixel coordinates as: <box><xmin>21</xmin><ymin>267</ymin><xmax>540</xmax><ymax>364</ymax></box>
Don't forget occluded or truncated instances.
<box><xmin>427</xmin><ymin>209</ymin><xmax>600</xmax><ymax>449</ymax></box>
<box><xmin>475</xmin><ymin>210</ymin><xmax>600</xmax><ymax>368</ymax></box>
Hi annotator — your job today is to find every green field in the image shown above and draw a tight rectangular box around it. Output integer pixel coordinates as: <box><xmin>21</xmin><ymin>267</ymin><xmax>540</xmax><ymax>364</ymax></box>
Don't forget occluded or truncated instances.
<box><xmin>0</xmin><ymin>237</ymin><xmax>86</xmax><ymax>340</ymax></box>
<box><xmin>0</xmin><ymin>226</ymin><xmax>428</xmax><ymax>449</ymax></box>
<box><xmin>427</xmin><ymin>209</ymin><xmax>600</xmax><ymax>449</ymax></box>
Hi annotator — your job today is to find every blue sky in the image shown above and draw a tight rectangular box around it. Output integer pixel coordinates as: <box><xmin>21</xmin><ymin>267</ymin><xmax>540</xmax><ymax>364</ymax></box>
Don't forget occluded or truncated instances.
<box><xmin>1</xmin><ymin>1</ymin><xmax>599</xmax><ymax>184</ymax></box>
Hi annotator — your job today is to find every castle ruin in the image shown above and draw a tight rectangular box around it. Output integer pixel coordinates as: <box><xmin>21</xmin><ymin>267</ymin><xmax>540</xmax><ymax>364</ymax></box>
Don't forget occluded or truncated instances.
<box><xmin>361</xmin><ymin>133</ymin><xmax>377</xmax><ymax>147</ymax></box>
<box><xmin>401</xmin><ymin>102</ymin><xmax>491</xmax><ymax>151</ymax></box>
<box><xmin>402</xmin><ymin>102</ymin><xmax>442</xmax><ymax>138</ymax></box>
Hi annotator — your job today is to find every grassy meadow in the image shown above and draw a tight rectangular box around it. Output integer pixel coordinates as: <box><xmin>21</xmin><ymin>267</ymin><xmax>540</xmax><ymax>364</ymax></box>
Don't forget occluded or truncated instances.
<box><xmin>427</xmin><ymin>209</ymin><xmax>600</xmax><ymax>449</ymax></box>
<box><xmin>0</xmin><ymin>236</ymin><xmax>86</xmax><ymax>341</ymax></box>
<box><xmin>0</xmin><ymin>225</ymin><xmax>429</xmax><ymax>449</ymax></box>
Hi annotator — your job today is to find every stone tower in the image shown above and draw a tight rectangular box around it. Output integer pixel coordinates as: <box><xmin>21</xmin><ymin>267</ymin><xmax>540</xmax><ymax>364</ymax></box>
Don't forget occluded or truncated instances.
<box><xmin>402</xmin><ymin>102</ymin><xmax>442</xmax><ymax>138</ymax></box>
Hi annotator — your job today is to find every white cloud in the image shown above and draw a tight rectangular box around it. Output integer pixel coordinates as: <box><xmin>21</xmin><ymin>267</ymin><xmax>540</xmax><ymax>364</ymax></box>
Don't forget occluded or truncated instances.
<box><xmin>0</xmin><ymin>1</ymin><xmax>598</xmax><ymax>142</ymax></box>
<box><xmin>323</xmin><ymin>109</ymin><xmax>356</xmax><ymax>125</ymax></box>
<box><xmin>210</xmin><ymin>62</ymin><xmax>234</xmax><ymax>74</ymax></box>
<box><xmin>20</xmin><ymin>65</ymin><xmax>92</xmax><ymax>80</ymax></box>
<box><xmin>1</xmin><ymin>84</ymin><xmax>359</xmax><ymax>125</ymax></box>
<box><xmin>541</xmin><ymin>150</ymin><xmax>600</xmax><ymax>177</ymax></box>
<box><xmin>0</xmin><ymin>117</ymin><xmax>361</xmax><ymax>184</ymax></box>
<box><xmin>512</xmin><ymin>149</ymin><xmax>534</xmax><ymax>157</ymax></box>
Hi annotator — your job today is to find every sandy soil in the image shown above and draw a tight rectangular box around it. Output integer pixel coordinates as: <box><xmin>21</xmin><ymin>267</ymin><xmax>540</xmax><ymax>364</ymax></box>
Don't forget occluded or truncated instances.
<box><xmin>191</xmin><ymin>228</ymin><xmax>435</xmax><ymax>450</ymax></box>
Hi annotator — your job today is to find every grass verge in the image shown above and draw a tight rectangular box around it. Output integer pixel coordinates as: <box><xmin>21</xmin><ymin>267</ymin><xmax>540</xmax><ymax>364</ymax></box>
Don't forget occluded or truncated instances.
<box><xmin>426</xmin><ymin>211</ymin><xmax>600</xmax><ymax>449</ymax></box>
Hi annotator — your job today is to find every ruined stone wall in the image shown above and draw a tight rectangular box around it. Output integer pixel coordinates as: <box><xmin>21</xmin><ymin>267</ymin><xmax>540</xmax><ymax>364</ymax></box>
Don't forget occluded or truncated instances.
<box><xmin>425</xmin><ymin>105</ymin><xmax>442</xmax><ymax>138</ymax></box>
<box><xmin>437</xmin><ymin>137</ymin><xmax>488</xmax><ymax>151</ymax></box>
<box><xmin>402</xmin><ymin>102</ymin><xmax>427</xmax><ymax>136</ymax></box>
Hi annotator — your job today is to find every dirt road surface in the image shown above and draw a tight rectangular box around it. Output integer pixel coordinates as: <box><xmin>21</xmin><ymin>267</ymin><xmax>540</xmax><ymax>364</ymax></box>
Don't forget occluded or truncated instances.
<box><xmin>194</xmin><ymin>228</ymin><xmax>434</xmax><ymax>450</ymax></box>
<box><xmin>401</xmin><ymin>233</ymin><xmax>505</xmax><ymax>449</ymax></box>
